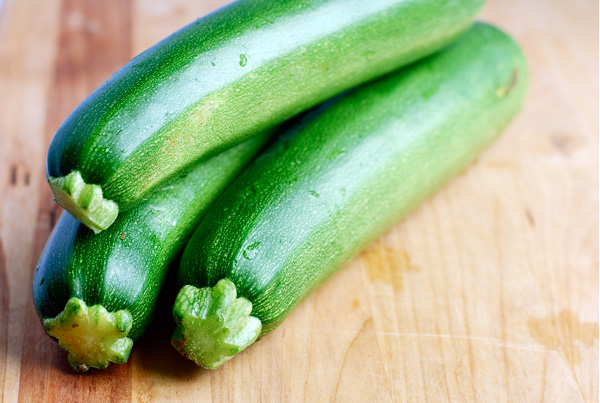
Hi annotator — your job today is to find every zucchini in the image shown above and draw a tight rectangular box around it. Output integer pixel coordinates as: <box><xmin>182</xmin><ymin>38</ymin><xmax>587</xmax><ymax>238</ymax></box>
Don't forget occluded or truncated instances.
<box><xmin>173</xmin><ymin>23</ymin><xmax>528</xmax><ymax>368</ymax></box>
<box><xmin>46</xmin><ymin>0</ymin><xmax>485</xmax><ymax>233</ymax></box>
<box><xmin>33</xmin><ymin>131</ymin><xmax>273</xmax><ymax>371</ymax></box>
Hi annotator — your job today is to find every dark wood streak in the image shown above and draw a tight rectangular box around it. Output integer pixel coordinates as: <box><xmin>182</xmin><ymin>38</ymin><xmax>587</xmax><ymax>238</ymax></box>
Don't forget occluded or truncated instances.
<box><xmin>0</xmin><ymin>238</ymin><xmax>9</xmax><ymax>397</ymax></box>
<box><xmin>10</xmin><ymin>165</ymin><xmax>16</xmax><ymax>185</ymax></box>
<box><xmin>525</xmin><ymin>208</ymin><xmax>535</xmax><ymax>228</ymax></box>
<box><xmin>18</xmin><ymin>0</ymin><xmax>134</xmax><ymax>401</ymax></box>
<box><xmin>7</xmin><ymin>166</ymin><xmax>32</xmax><ymax>187</ymax></box>
<box><xmin>48</xmin><ymin>204</ymin><xmax>63</xmax><ymax>229</ymax></box>
<box><xmin>8</xmin><ymin>165</ymin><xmax>32</xmax><ymax>186</ymax></box>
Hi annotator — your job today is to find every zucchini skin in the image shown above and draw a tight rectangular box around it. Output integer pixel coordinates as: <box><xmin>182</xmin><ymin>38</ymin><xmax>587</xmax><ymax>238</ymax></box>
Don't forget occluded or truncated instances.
<box><xmin>34</xmin><ymin>131</ymin><xmax>273</xmax><ymax>342</ymax></box>
<box><xmin>178</xmin><ymin>23</ymin><xmax>528</xmax><ymax>336</ymax></box>
<box><xmin>46</xmin><ymin>0</ymin><xmax>484</xmax><ymax>218</ymax></box>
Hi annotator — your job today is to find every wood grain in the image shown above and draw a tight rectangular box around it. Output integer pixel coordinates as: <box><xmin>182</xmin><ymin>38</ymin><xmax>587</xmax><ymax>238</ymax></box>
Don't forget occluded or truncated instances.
<box><xmin>19</xmin><ymin>0</ymin><xmax>134</xmax><ymax>401</ymax></box>
<box><xmin>0</xmin><ymin>0</ymin><xmax>597</xmax><ymax>401</ymax></box>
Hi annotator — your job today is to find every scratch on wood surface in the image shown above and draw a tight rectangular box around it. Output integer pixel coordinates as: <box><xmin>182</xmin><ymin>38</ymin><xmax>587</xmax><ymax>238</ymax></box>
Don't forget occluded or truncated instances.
<box><xmin>371</xmin><ymin>332</ymin><xmax>552</xmax><ymax>353</ymax></box>
<box><xmin>284</xmin><ymin>326</ymin><xmax>553</xmax><ymax>353</ymax></box>
<box><xmin>332</xmin><ymin>317</ymin><xmax>371</xmax><ymax>402</ymax></box>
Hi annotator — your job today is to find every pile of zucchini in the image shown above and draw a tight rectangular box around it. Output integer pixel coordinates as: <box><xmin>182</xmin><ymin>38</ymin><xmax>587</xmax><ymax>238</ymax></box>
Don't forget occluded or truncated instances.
<box><xmin>34</xmin><ymin>0</ymin><xmax>527</xmax><ymax>371</ymax></box>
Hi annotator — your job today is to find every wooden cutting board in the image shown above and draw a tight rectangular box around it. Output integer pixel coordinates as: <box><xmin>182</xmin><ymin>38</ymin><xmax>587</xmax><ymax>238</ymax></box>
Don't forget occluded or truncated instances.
<box><xmin>0</xmin><ymin>0</ymin><xmax>597</xmax><ymax>401</ymax></box>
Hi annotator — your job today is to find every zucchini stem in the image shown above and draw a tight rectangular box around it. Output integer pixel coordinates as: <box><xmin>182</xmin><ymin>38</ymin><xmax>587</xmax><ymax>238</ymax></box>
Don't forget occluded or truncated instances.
<box><xmin>48</xmin><ymin>171</ymin><xmax>118</xmax><ymax>233</ymax></box>
<box><xmin>171</xmin><ymin>279</ymin><xmax>261</xmax><ymax>369</ymax></box>
<box><xmin>43</xmin><ymin>298</ymin><xmax>133</xmax><ymax>372</ymax></box>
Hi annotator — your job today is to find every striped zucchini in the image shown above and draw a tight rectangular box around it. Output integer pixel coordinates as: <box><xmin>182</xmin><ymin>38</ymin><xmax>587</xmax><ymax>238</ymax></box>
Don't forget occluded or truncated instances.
<box><xmin>46</xmin><ymin>0</ymin><xmax>484</xmax><ymax>233</ymax></box>
<box><xmin>172</xmin><ymin>23</ymin><xmax>527</xmax><ymax>368</ymax></box>
<box><xmin>33</xmin><ymin>131</ymin><xmax>273</xmax><ymax>371</ymax></box>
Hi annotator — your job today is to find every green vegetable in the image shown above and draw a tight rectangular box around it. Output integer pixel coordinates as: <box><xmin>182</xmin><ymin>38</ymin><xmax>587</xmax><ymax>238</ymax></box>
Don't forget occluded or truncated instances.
<box><xmin>173</xmin><ymin>23</ymin><xmax>528</xmax><ymax>368</ymax></box>
<box><xmin>33</xmin><ymin>131</ymin><xmax>273</xmax><ymax>371</ymax></box>
<box><xmin>46</xmin><ymin>0</ymin><xmax>484</xmax><ymax>232</ymax></box>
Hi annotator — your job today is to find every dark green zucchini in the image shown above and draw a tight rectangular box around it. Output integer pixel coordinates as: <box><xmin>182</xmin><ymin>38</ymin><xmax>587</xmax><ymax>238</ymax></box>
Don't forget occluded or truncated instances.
<box><xmin>173</xmin><ymin>23</ymin><xmax>528</xmax><ymax>368</ymax></box>
<box><xmin>46</xmin><ymin>0</ymin><xmax>485</xmax><ymax>233</ymax></box>
<box><xmin>33</xmin><ymin>131</ymin><xmax>273</xmax><ymax>371</ymax></box>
